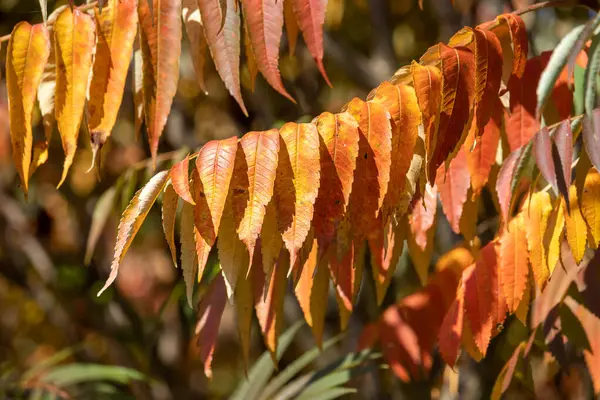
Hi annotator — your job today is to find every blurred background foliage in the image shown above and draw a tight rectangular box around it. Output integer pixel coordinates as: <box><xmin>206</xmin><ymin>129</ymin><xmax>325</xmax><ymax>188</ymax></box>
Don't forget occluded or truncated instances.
<box><xmin>0</xmin><ymin>0</ymin><xmax>594</xmax><ymax>398</ymax></box>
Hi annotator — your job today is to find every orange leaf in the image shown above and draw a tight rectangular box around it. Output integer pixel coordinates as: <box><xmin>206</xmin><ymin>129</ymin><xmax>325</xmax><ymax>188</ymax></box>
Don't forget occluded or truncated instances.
<box><xmin>88</xmin><ymin>0</ymin><xmax>137</xmax><ymax>157</ymax></box>
<box><xmin>241</xmin><ymin>0</ymin><xmax>295</xmax><ymax>102</ymax></box>
<box><xmin>498</xmin><ymin>212</ymin><xmax>529</xmax><ymax>313</ymax></box>
<box><xmin>260</xmin><ymin>200</ymin><xmax>283</xmax><ymax>279</ymax></box>
<box><xmin>524</xmin><ymin>191</ymin><xmax>552</xmax><ymax>288</ymax></box>
<box><xmin>253</xmin><ymin>250</ymin><xmax>289</xmax><ymax>361</ymax></box>
<box><xmin>138</xmin><ymin>0</ymin><xmax>182</xmax><ymax>163</ymax></box>
<box><xmin>181</xmin><ymin>200</ymin><xmax>198</xmax><ymax>307</ymax></box>
<box><xmin>345</xmin><ymin>98</ymin><xmax>392</xmax><ymax>239</ymax></box>
<box><xmin>369</xmin><ymin>216</ymin><xmax>407</xmax><ymax>305</ymax></box>
<box><xmin>437</xmin><ymin>148</ymin><xmax>470</xmax><ymax>234</ymax></box>
<box><xmin>171</xmin><ymin>155</ymin><xmax>195</xmax><ymax>205</ymax></box>
<box><xmin>199</xmin><ymin>0</ymin><xmax>247</xmax><ymax>114</ymax></box>
<box><xmin>494</xmin><ymin>14</ymin><xmax>528</xmax><ymax>87</ymax></box>
<box><xmin>195</xmin><ymin>137</ymin><xmax>238</xmax><ymax>282</ymax></box>
<box><xmin>329</xmin><ymin>240</ymin><xmax>364</xmax><ymax>330</ymax></box>
<box><xmin>429</xmin><ymin>43</ymin><xmax>475</xmax><ymax>183</ymax></box>
<box><xmin>466</xmin><ymin>101</ymin><xmax>501</xmax><ymax>195</ymax></box>
<box><xmin>195</xmin><ymin>273</ymin><xmax>227</xmax><ymax>379</ymax></box>
<box><xmin>565</xmin><ymin>185</ymin><xmax>588</xmax><ymax>264</ymax></box>
<box><xmin>294</xmin><ymin>237</ymin><xmax>329</xmax><ymax>347</ymax></box>
<box><xmin>6</xmin><ymin>22</ymin><xmax>50</xmax><ymax>196</ymax></box>
<box><xmin>370</xmin><ymin>82</ymin><xmax>421</xmax><ymax>219</ymax></box>
<box><xmin>54</xmin><ymin>7</ymin><xmax>96</xmax><ymax>187</ymax></box>
<box><xmin>182</xmin><ymin>0</ymin><xmax>209</xmax><ymax>94</ymax></box>
<box><xmin>544</xmin><ymin>201</ymin><xmax>565</xmax><ymax>275</ymax></box>
<box><xmin>292</xmin><ymin>0</ymin><xmax>331</xmax><ymax>86</ymax></box>
<box><xmin>234</xmin><ymin>253</ymin><xmax>254</xmax><ymax>367</ymax></box>
<box><xmin>275</xmin><ymin>122</ymin><xmax>321</xmax><ymax>267</ymax></box>
<box><xmin>312</xmin><ymin>111</ymin><xmax>359</xmax><ymax>251</ymax></box>
<box><xmin>231</xmin><ymin>130</ymin><xmax>280</xmax><ymax>264</ymax></box>
<box><xmin>411</xmin><ymin>62</ymin><xmax>442</xmax><ymax>175</ymax></box>
<box><xmin>218</xmin><ymin>194</ymin><xmax>251</xmax><ymax>298</ymax></box>
<box><xmin>575</xmin><ymin>301</ymin><xmax>600</xmax><ymax>394</ymax></box>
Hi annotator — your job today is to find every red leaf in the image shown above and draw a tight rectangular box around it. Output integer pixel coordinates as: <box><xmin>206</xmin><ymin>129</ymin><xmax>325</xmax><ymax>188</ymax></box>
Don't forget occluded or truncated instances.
<box><xmin>533</xmin><ymin>126</ymin><xmax>558</xmax><ymax>195</ymax></box>
<box><xmin>409</xmin><ymin>184</ymin><xmax>437</xmax><ymax>251</ymax></box>
<box><xmin>292</xmin><ymin>0</ymin><xmax>331</xmax><ymax>86</ymax></box>
<box><xmin>437</xmin><ymin>148</ymin><xmax>470</xmax><ymax>233</ymax></box>
<box><xmin>583</xmin><ymin>109</ymin><xmax>600</xmax><ymax>172</ymax></box>
<box><xmin>429</xmin><ymin>43</ymin><xmax>476</xmax><ymax>183</ymax></box>
<box><xmin>552</xmin><ymin>120</ymin><xmax>574</xmax><ymax>208</ymax></box>
<box><xmin>495</xmin><ymin>14</ymin><xmax>528</xmax><ymax>87</ymax></box>
<box><xmin>195</xmin><ymin>273</ymin><xmax>227</xmax><ymax>379</ymax></box>
<box><xmin>198</xmin><ymin>0</ymin><xmax>247</xmax><ymax>114</ymax></box>
<box><xmin>242</xmin><ymin>0</ymin><xmax>295</xmax><ymax>102</ymax></box>
<box><xmin>466</xmin><ymin>100</ymin><xmax>502</xmax><ymax>195</ymax></box>
<box><xmin>506</xmin><ymin>56</ymin><xmax>544</xmax><ymax>151</ymax></box>
<box><xmin>438</xmin><ymin>276</ymin><xmax>465</xmax><ymax>367</ymax></box>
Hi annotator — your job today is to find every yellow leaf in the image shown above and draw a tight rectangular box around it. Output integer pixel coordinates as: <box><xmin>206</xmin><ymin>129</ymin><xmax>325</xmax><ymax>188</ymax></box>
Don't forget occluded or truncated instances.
<box><xmin>6</xmin><ymin>22</ymin><xmax>50</xmax><ymax>196</ymax></box>
<box><xmin>275</xmin><ymin>122</ymin><xmax>321</xmax><ymax>266</ymax></box>
<box><xmin>564</xmin><ymin>186</ymin><xmax>588</xmax><ymax>264</ymax></box>
<box><xmin>544</xmin><ymin>200</ymin><xmax>565</xmax><ymax>275</ymax></box>
<box><xmin>524</xmin><ymin>191</ymin><xmax>552</xmax><ymax>288</ymax></box>
<box><xmin>181</xmin><ymin>200</ymin><xmax>198</xmax><ymax>307</ymax></box>
<box><xmin>162</xmin><ymin>183</ymin><xmax>179</xmax><ymax>268</ymax></box>
<box><xmin>54</xmin><ymin>7</ymin><xmax>96</xmax><ymax>187</ymax></box>
<box><xmin>98</xmin><ymin>170</ymin><xmax>170</xmax><ymax>296</ymax></box>
<box><xmin>88</xmin><ymin>0</ymin><xmax>137</xmax><ymax>158</ymax></box>
<box><xmin>581</xmin><ymin>169</ymin><xmax>600</xmax><ymax>249</ymax></box>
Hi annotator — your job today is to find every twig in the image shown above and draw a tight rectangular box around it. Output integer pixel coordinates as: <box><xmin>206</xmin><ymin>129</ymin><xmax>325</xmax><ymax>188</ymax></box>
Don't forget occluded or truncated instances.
<box><xmin>0</xmin><ymin>1</ymin><xmax>98</xmax><ymax>43</ymax></box>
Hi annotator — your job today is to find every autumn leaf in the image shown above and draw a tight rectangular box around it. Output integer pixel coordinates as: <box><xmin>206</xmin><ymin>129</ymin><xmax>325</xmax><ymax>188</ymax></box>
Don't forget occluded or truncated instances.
<box><xmin>506</xmin><ymin>56</ymin><xmax>544</xmax><ymax>151</ymax></box>
<box><xmin>498</xmin><ymin>212</ymin><xmax>529</xmax><ymax>313</ymax></box>
<box><xmin>565</xmin><ymin>185</ymin><xmax>588</xmax><ymax>264</ymax></box>
<box><xmin>53</xmin><ymin>6</ymin><xmax>96</xmax><ymax>187</ymax></box>
<box><xmin>182</xmin><ymin>0</ymin><xmax>209</xmax><ymax>94</ymax></box>
<box><xmin>370</xmin><ymin>82</ymin><xmax>421</xmax><ymax>219</ymax></box>
<box><xmin>330</xmin><ymin>240</ymin><xmax>364</xmax><ymax>330</ymax></box>
<box><xmin>312</xmin><ymin>111</ymin><xmax>359</xmax><ymax>251</ymax></box>
<box><xmin>260</xmin><ymin>200</ymin><xmax>283</xmax><ymax>279</ymax></box>
<box><xmin>253</xmin><ymin>250</ymin><xmax>289</xmax><ymax>361</ymax></box>
<box><xmin>171</xmin><ymin>155</ymin><xmax>196</xmax><ymax>205</ymax></box>
<box><xmin>428</xmin><ymin>43</ymin><xmax>475</xmax><ymax>182</ymax></box>
<box><xmin>88</xmin><ymin>0</ymin><xmax>137</xmax><ymax>159</ymax></box>
<box><xmin>234</xmin><ymin>255</ymin><xmax>253</xmax><ymax>366</ymax></box>
<box><xmin>294</xmin><ymin>237</ymin><xmax>329</xmax><ymax>347</ymax></box>
<box><xmin>345</xmin><ymin>98</ymin><xmax>392</xmax><ymax>239</ymax></box>
<box><xmin>552</xmin><ymin>120</ymin><xmax>574</xmax><ymax>208</ymax></box>
<box><xmin>438</xmin><ymin>277</ymin><xmax>464</xmax><ymax>368</ymax></box>
<box><xmin>195</xmin><ymin>137</ymin><xmax>238</xmax><ymax>283</ymax></box>
<box><xmin>218</xmin><ymin>195</ymin><xmax>251</xmax><ymax>298</ymax></box>
<box><xmin>437</xmin><ymin>148</ymin><xmax>470</xmax><ymax>234</ymax></box>
<box><xmin>195</xmin><ymin>273</ymin><xmax>227</xmax><ymax>379</ymax></box>
<box><xmin>411</xmin><ymin>62</ymin><xmax>442</xmax><ymax>180</ymax></box>
<box><xmin>533</xmin><ymin>126</ymin><xmax>558</xmax><ymax>196</ymax></box>
<box><xmin>409</xmin><ymin>184</ymin><xmax>437</xmax><ymax>252</ymax></box>
<box><xmin>583</xmin><ymin>109</ymin><xmax>600</xmax><ymax>172</ymax></box>
<box><xmin>231</xmin><ymin>130</ymin><xmax>280</xmax><ymax>265</ymax></box>
<box><xmin>275</xmin><ymin>122</ymin><xmax>321</xmax><ymax>267</ymax></box>
<box><xmin>133</xmin><ymin>40</ymin><xmax>144</xmax><ymax>140</ymax></box>
<box><xmin>6</xmin><ymin>22</ymin><xmax>50</xmax><ymax>196</ymax></box>
<box><xmin>582</xmin><ymin>170</ymin><xmax>600</xmax><ymax>248</ymax></box>
<box><xmin>464</xmin><ymin>242</ymin><xmax>499</xmax><ymax>355</ymax></box>
<box><xmin>494</xmin><ymin>14</ymin><xmax>528</xmax><ymax>87</ymax></box>
<box><xmin>524</xmin><ymin>191</ymin><xmax>552</xmax><ymax>288</ymax></box>
<box><xmin>162</xmin><ymin>183</ymin><xmax>179</xmax><ymax>268</ymax></box>
<box><xmin>138</xmin><ymin>0</ymin><xmax>182</xmax><ymax>163</ymax></box>
<box><xmin>241</xmin><ymin>0</ymin><xmax>295</xmax><ymax>102</ymax></box>
<box><xmin>369</xmin><ymin>216</ymin><xmax>406</xmax><ymax>305</ymax></box>
<box><xmin>199</xmin><ymin>0</ymin><xmax>247</xmax><ymax>114</ymax></box>
<box><xmin>292</xmin><ymin>0</ymin><xmax>331</xmax><ymax>86</ymax></box>
<box><xmin>466</xmin><ymin>100</ymin><xmax>502</xmax><ymax>195</ymax></box>
<box><xmin>98</xmin><ymin>170</ymin><xmax>170</xmax><ymax>296</ymax></box>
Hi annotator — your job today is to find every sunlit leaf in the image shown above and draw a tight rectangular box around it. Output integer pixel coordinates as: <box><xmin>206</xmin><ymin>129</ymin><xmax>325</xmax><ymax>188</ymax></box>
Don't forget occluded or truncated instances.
<box><xmin>498</xmin><ymin>211</ymin><xmax>529</xmax><ymax>313</ymax></box>
<box><xmin>292</xmin><ymin>0</ymin><xmax>330</xmax><ymax>86</ymax></box>
<box><xmin>182</xmin><ymin>0</ymin><xmax>209</xmax><ymax>94</ymax></box>
<box><xmin>437</xmin><ymin>148</ymin><xmax>470</xmax><ymax>233</ymax></box>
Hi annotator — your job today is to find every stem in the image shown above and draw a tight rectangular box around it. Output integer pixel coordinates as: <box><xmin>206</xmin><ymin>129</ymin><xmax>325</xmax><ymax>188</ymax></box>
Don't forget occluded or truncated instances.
<box><xmin>0</xmin><ymin>1</ymin><xmax>98</xmax><ymax>43</ymax></box>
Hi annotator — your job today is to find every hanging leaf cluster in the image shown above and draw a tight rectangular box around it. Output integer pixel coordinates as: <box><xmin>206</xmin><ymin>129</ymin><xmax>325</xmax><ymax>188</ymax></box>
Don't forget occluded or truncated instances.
<box><xmin>6</xmin><ymin>1</ymin><xmax>600</xmax><ymax>393</ymax></box>
<box><xmin>4</xmin><ymin>0</ymin><xmax>330</xmax><ymax>195</ymax></box>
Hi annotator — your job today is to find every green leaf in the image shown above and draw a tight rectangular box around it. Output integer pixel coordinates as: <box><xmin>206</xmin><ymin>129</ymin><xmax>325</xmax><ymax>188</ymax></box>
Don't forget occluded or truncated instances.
<box><xmin>22</xmin><ymin>348</ymin><xmax>75</xmax><ymax>381</ymax></box>
<box><xmin>257</xmin><ymin>334</ymin><xmax>344</xmax><ymax>400</ymax></box>
<box><xmin>230</xmin><ymin>321</ymin><xmax>304</xmax><ymax>400</ymax></box>
<box><xmin>41</xmin><ymin>364</ymin><xmax>145</xmax><ymax>386</ymax></box>
<box><xmin>298</xmin><ymin>387</ymin><xmax>357</xmax><ymax>400</ymax></box>
<box><xmin>574</xmin><ymin>64</ymin><xmax>586</xmax><ymax>116</ymax></box>
<box><xmin>536</xmin><ymin>24</ymin><xmax>586</xmax><ymax>118</ymax></box>
<box><xmin>584</xmin><ymin>30</ymin><xmax>600</xmax><ymax>119</ymax></box>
